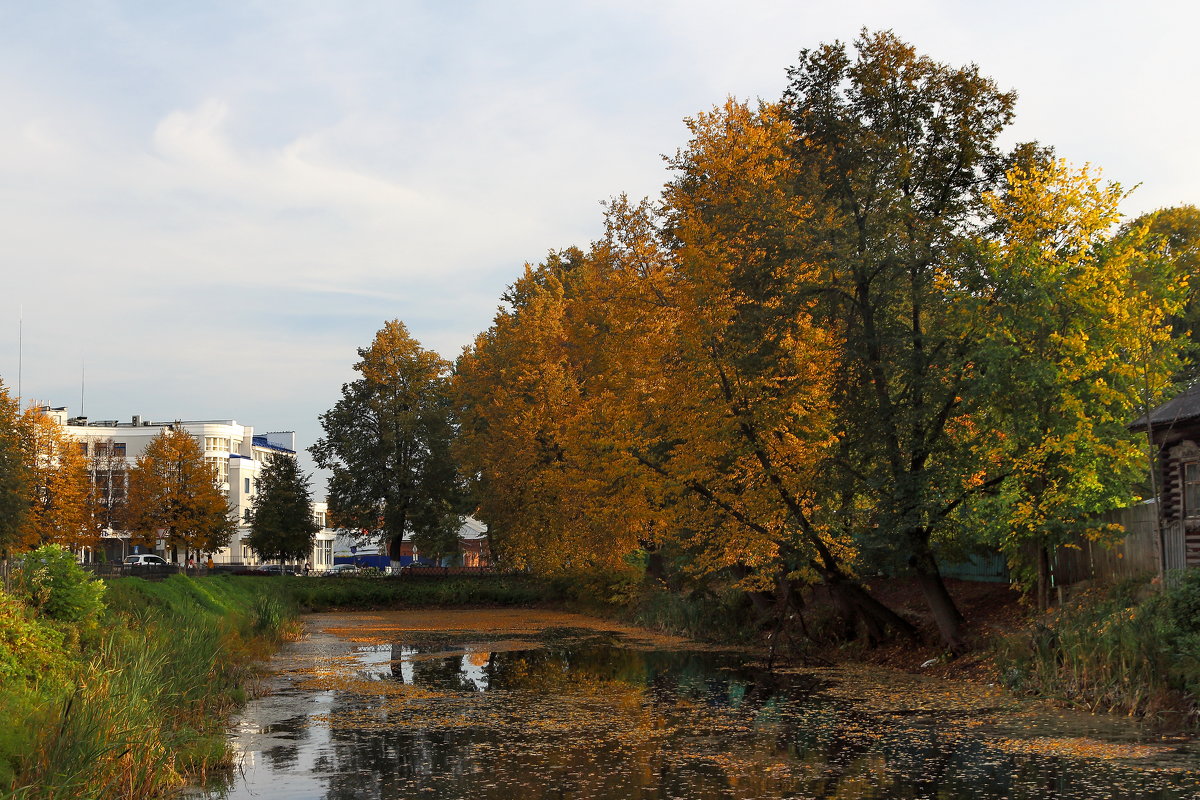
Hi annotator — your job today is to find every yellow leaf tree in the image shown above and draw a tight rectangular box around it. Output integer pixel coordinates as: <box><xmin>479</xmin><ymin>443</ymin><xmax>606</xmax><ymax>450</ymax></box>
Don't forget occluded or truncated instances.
<box><xmin>125</xmin><ymin>427</ymin><xmax>235</xmax><ymax>558</ymax></box>
<box><xmin>972</xmin><ymin>160</ymin><xmax>1184</xmax><ymax>604</ymax></box>
<box><xmin>16</xmin><ymin>409</ymin><xmax>93</xmax><ymax>552</ymax></box>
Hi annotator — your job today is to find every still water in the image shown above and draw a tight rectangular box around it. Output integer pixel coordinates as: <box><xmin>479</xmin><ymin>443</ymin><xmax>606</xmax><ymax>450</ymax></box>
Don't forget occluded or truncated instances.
<box><xmin>202</xmin><ymin>609</ymin><xmax>1200</xmax><ymax>800</ymax></box>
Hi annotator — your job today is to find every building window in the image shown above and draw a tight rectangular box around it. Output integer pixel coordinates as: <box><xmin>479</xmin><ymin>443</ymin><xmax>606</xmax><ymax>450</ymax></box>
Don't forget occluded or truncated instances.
<box><xmin>1185</xmin><ymin>462</ymin><xmax>1200</xmax><ymax>518</ymax></box>
<box><xmin>113</xmin><ymin>442</ymin><xmax>126</xmax><ymax>457</ymax></box>
<box><xmin>94</xmin><ymin>442</ymin><xmax>109</xmax><ymax>458</ymax></box>
<box><xmin>243</xmin><ymin>508</ymin><xmax>252</xmax><ymax>523</ymax></box>
<box><xmin>205</xmin><ymin>437</ymin><xmax>231</xmax><ymax>453</ymax></box>
<box><xmin>205</xmin><ymin>456</ymin><xmax>228</xmax><ymax>485</ymax></box>
<box><xmin>244</xmin><ymin>477</ymin><xmax>251</xmax><ymax>494</ymax></box>
<box><xmin>316</xmin><ymin>539</ymin><xmax>333</xmax><ymax>566</ymax></box>
<box><xmin>77</xmin><ymin>442</ymin><xmax>88</xmax><ymax>456</ymax></box>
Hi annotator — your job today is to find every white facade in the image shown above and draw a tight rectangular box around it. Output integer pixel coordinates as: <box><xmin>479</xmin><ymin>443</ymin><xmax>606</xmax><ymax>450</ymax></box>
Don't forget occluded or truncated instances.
<box><xmin>44</xmin><ymin>407</ymin><xmax>335</xmax><ymax>569</ymax></box>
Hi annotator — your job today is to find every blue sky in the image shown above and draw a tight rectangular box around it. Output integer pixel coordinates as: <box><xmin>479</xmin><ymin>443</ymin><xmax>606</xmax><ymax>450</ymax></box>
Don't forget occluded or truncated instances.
<box><xmin>2</xmin><ymin>1</ymin><xmax>1196</xmax><ymax>486</ymax></box>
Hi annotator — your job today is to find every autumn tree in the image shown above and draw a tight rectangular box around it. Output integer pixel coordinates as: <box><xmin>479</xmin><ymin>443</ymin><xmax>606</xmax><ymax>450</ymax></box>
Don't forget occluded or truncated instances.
<box><xmin>16</xmin><ymin>408</ymin><xmax>92</xmax><ymax>551</ymax></box>
<box><xmin>779</xmin><ymin>30</ymin><xmax>1021</xmax><ymax>650</ymax></box>
<box><xmin>1123</xmin><ymin>205</ymin><xmax>1200</xmax><ymax>379</ymax></box>
<box><xmin>456</xmin><ymin>32</ymin><xmax>1189</xmax><ymax>652</ymax></box>
<box><xmin>312</xmin><ymin>320</ymin><xmax>466</xmax><ymax>565</ymax></box>
<box><xmin>125</xmin><ymin>427</ymin><xmax>235</xmax><ymax>557</ymax></box>
<box><xmin>970</xmin><ymin>161</ymin><xmax>1184</xmax><ymax>606</ymax></box>
<box><xmin>87</xmin><ymin>437</ymin><xmax>128</xmax><ymax>539</ymax></box>
<box><xmin>636</xmin><ymin>100</ymin><xmax>912</xmax><ymax>639</ymax></box>
<box><xmin>0</xmin><ymin>380</ymin><xmax>30</xmax><ymax>556</ymax></box>
<box><xmin>247</xmin><ymin>452</ymin><xmax>319</xmax><ymax>564</ymax></box>
<box><xmin>455</xmin><ymin>254</ymin><xmax>589</xmax><ymax>572</ymax></box>
<box><xmin>456</xmin><ymin>103</ymin><xmax>914</xmax><ymax>640</ymax></box>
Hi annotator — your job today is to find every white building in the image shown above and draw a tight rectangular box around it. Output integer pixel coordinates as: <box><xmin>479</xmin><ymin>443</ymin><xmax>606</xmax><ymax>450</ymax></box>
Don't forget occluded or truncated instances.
<box><xmin>42</xmin><ymin>407</ymin><xmax>336</xmax><ymax>569</ymax></box>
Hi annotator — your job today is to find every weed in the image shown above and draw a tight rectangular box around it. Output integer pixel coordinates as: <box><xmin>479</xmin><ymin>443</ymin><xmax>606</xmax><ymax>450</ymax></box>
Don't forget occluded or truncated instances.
<box><xmin>996</xmin><ymin>573</ymin><xmax>1200</xmax><ymax>722</ymax></box>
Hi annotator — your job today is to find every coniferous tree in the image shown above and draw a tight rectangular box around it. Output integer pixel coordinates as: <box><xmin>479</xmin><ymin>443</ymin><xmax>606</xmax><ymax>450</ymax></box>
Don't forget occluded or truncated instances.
<box><xmin>247</xmin><ymin>453</ymin><xmax>319</xmax><ymax>564</ymax></box>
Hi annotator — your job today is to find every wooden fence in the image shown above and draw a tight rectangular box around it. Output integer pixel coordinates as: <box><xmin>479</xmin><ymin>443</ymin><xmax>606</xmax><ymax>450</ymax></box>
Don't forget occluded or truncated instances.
<box><xmin>1050</xmin><ymin>501</ymin><xmax>1181</xmax><ymax>585</ymax></box>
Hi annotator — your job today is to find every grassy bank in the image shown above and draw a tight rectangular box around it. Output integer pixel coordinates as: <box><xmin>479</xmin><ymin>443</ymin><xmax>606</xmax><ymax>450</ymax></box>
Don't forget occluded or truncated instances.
<box><xmin>274</xmin><ymin>573</ymin><xmax>562</xmax><ymax>610</ymax></box>
<box><xmin>0</xmin><ymin>549</ymin><xmax>295</xmax><ymax>799</ymax></box>
<box><xmin>997</xmin><ymin>571</ymin><xmax>1200</xmax><ymax>723</ymax></box>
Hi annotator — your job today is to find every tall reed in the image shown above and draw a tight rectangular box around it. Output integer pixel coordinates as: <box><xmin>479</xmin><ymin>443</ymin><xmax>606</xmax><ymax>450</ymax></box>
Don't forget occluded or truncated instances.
<box><xmin>997</xmin><ymin>574</ymin><xmax>1200</xmax><ymax>721</ymax></box>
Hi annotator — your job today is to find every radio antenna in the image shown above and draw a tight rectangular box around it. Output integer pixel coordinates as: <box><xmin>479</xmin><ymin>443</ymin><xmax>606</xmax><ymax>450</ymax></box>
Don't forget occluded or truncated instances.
<box><xmin>17</xmin><ymin>305</ymin><xmax>22</xmax><ymax>404</ymax></box>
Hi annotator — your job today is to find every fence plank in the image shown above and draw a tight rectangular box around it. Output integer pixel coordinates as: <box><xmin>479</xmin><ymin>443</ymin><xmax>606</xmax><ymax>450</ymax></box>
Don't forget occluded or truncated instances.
<box><xmin>1052</xmin><ymin>502</ymin><xmax>1174</xmax><ymax>585</ymax></box>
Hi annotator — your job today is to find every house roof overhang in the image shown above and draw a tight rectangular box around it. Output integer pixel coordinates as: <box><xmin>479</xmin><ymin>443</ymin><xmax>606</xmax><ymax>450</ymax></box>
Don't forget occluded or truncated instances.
<box><xmin>1130</xmin><ymin>382</ymin><xmax>1200</xmax><ymax>435</ymax></box>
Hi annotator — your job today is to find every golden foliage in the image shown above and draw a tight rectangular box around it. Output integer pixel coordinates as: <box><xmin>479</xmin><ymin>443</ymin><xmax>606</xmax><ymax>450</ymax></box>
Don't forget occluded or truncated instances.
<box><xmin>124</xmin><ymin>427</ymin><xmax>234</xmax><ymax>554</ymax></box>
<box><xmin>15</xmin><ymin>408</ymin><xmax>93</xmax><ymax>551</ymax></box>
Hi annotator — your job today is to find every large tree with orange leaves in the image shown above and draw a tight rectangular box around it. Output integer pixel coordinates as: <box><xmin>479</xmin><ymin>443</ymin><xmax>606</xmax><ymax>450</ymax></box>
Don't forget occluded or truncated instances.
<box><xmin>456</xmin><ymin>32</ymin><xmax>1187</xmax><ymax>652</ymax></box>
<box><xmin>16</xmin><ymin>409</ymin><xmax>93</xmax><ymax>552</ymax></box>
<box><xmin>125</xmin><ymin>427</ymin><xmax>235</xmax><ymax>556</ymax></box>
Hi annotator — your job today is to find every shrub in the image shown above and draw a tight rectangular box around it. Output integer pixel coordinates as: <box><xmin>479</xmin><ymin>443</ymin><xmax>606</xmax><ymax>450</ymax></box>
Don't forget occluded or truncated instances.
<box><xmin>0</xmin><ymin>591</ymin><xmax>67</xmax><ymax>686</ymax></box>
<box><xmin>12</xmin><ymin>545</ymin><xmax>105</xmax><ymax>626</ymax></box>
<box><xmin>996</xmin><ymin>574</ymin><xmax>1200</xmax><ymax>721</ymax></box>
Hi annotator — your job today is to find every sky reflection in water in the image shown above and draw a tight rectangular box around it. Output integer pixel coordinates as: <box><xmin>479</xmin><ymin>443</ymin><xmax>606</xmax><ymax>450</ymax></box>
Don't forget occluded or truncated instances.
<box><xmin>203</xmin><ymin>610</ymin><xmax>1200</xmax><ymax>800</ymax></box>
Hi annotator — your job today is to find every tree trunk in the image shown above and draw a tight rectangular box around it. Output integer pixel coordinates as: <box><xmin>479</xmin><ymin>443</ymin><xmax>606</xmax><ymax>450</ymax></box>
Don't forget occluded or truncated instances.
<box><xmin>825</xmin><ymin>574</ymin><xmax>918</xmax><ymax>644</ymax></box>
<box><xmin>908</xmin><ymin>531</ymin><xmax>966</xmax><ymax>652</ymax></box>
<box><xmin>915</xmin><ymin>571</ymin><xmax>965</xmax><ymax>653</ymax></box>
<box><xmin>1036</xmin><ymin>544</ymin><xmax>1052</xmax><ymax>611</ymax></box>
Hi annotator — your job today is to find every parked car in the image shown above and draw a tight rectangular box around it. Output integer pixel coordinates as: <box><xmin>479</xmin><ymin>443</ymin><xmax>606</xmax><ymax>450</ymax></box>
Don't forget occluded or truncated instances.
<box><xmin>255</xmin><ymin>564</ymin><xmax>298</xmax><ymax>576</ymax></box>
<box><xmin>124</xmin><ymin>554</ymin><xmax>169</xmax><ymax>566</ymax></box>
<box><xmin>323</xmin><ymin>563</ymin><xmax>362</xmax><ymax>577</ymax></box>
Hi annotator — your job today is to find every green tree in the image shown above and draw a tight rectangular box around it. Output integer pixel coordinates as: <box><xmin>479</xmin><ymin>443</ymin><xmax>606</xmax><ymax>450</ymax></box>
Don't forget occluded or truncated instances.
<box><xmin>0</xmin><ymin>379</ymin><xmax>30</xmax><ymax>557</ymax></box>
<box><xmin>1124</xmin><ymin>205</ymin><xmax>1200</xmax><ymax>378</ymax></box>
<box><xmin>972</xmin><ymin>160</ymin><xmax>1183</xmax><ymax>606</ymax></box>
<box><xmin>125</xmin><ymin>427</ymin><xmax>235</xmax><ymax>557</ymax></box>
<box><xmin>312</xmin><ymin>320</ymin><xmax>466</xmax><ymax>565</ymax></box>
<box><xmin>247</xmin><ymin>453</ymin><xmax>319</xmax><ymax>564</ymax></box>
<box><xmin>781</xmin><ymin>30</ymin><xmax>1019</xmax><ymax>650</ymax></box>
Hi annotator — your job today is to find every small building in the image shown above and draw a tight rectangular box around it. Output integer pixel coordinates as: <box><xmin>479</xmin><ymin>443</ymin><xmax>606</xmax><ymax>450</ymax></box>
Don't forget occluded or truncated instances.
<box><xmin>1129</xmin><ymin>384</ymin><xmax>1200</xmax><ymax>570</ymax></box>
<box><xmin>332</xmin><ymin>517</ymin><xmax>491</xmax><ymax>571</ymax></box>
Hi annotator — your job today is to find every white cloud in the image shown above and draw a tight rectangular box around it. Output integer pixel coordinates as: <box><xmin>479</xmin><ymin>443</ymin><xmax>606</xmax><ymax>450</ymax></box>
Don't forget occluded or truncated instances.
<box><xmin>0</xmin><ymin>1</ymin><xmax>1197</xmax><ymax>491</ymax></box>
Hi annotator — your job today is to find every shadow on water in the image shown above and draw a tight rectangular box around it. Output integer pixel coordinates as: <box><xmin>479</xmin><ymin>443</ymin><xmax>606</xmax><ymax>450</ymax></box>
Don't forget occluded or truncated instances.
<box><xmin>203</xmin><ymin>613</ymin><xmax>1200</xmax><ymax>800</ymax></box>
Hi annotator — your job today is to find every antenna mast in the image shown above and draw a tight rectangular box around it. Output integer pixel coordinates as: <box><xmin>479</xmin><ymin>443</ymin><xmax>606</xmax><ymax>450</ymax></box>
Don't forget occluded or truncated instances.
<box><xmin>16</xmin><ymin>306</ymin><xmax>22</xmax><ymax>404</ymax></box>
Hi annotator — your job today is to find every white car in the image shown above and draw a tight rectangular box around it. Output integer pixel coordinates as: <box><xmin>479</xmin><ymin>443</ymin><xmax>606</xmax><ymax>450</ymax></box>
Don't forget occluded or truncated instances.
<box><xmin>123</xmin><ymin>554</ymin><xmax>169</xmax><ymax>566</ymax></box>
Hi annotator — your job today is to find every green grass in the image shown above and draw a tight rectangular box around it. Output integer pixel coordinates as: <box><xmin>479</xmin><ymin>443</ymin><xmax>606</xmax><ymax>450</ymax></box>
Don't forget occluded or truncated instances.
<box><xmin>0</xmin><ymin>572</ymin><xmax>297</xmax><ymax>799</ymax></box>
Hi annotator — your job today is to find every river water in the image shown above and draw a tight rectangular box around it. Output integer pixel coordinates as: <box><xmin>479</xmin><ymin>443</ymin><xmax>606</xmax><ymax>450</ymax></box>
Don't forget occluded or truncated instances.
<box><xmin>200</xmin><ymin>609</ymin><xmax>1200</xmax><ymax>800</ymax></box>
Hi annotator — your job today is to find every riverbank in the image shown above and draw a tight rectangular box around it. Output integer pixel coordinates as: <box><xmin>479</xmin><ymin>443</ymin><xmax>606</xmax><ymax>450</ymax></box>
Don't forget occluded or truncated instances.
<box><xmin>0</xmin><ymin>562</ymin><xmax>296</xmax><ymax>799</ymax></box>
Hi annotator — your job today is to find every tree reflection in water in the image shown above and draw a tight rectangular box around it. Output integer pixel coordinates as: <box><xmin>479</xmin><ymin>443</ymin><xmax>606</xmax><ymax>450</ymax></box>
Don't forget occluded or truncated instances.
<box><xmin>206</xmin><ymin>612</ymin><xmax>1200</xmax><ymax>800</ymax></box>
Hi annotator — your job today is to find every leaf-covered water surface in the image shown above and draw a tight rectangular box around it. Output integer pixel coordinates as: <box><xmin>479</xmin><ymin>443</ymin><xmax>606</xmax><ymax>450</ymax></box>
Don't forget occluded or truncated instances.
<box><xmin>200</xmin><ymin>610</ymin><xmax>1200</xmax><ymax>800</ymax></box>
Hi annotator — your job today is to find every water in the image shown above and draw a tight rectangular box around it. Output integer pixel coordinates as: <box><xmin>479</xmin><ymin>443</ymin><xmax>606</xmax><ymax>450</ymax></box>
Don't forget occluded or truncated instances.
<box><xmin>202</xmin><ymin>609</ymin><xmax>1200</xmax><ymax>799</ymax></box>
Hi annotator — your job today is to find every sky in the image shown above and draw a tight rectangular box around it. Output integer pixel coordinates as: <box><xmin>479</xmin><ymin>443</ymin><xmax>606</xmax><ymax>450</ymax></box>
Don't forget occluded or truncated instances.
<box><xmin>2</xmin><ymin>0</ymin><xmax>1197</xmax><ymax>489</ymax></box>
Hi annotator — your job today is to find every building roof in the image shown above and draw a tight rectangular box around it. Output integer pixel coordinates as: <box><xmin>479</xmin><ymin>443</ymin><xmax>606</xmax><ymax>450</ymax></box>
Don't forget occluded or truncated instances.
<box><xmin>458</xmin><ymin>517</ymin><xmax>488</xmax><ymax>540</ymax></box>
<box><xmin>252</xmin><ymin>434</ymin><xmax>295</xmax><ymax>454</ymax></box>
<box><xmin>1130</xmin><ymin>382</ymin><xmax>1200</xmax><ymax>433</ymax></box>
